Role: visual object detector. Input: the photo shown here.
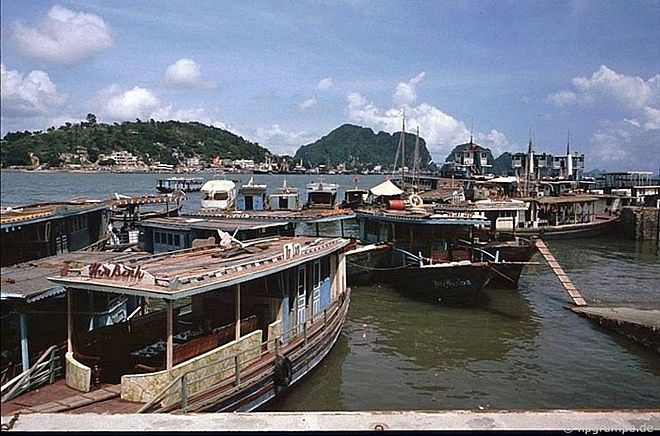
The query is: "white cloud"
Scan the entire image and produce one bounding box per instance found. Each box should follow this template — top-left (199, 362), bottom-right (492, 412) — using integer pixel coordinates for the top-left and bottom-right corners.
top-left (545, 90), bottom-right (577, 106)
top-left (547, 65), bottom-right (660, 132)
top-left (92, 85), bottom-right (166, 121)
top-left (392, 72), bottom-right (425, 107)
top-left (298, 97), bottom-right (318, 111)
top-left (347, 73), bottom-right (508, 162)
top-left (11, 5), bottom-right (113, 65)
top-left (572, 65), bottom-right (657, 110)
top-left (318, 77), bottom-right (333, 90)
top-left (163, 58), bottom-right (216, 89)
top-left (0, 63), bottom-right (67, 117)
top-left (254, 124), bottom-right (316, 156)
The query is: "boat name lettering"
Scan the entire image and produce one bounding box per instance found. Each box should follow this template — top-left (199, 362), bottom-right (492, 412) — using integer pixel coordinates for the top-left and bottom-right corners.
top-left (432, 279), bottom-right (472, 289)
top-left (88, 263), bottom-right (145, 280)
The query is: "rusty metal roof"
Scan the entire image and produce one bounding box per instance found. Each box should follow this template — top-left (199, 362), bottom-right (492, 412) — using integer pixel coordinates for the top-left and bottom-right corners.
top-left (48, 236), bottom-right (349, 300)
top-left (1, 251), bottom-right (145, 302)
top-left (1, 200), bottom-right (108, 229)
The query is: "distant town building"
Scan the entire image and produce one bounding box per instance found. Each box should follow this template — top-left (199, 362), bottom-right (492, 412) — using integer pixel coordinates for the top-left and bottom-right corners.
top-left (109, 150), bottom-right (139, 167)
top-left (440, 138), bottom-right (492, 178)
top-left (511, 139), bottom-right (584, 181)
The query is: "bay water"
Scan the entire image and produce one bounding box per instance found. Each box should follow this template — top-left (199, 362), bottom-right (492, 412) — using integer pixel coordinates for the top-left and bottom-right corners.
top-left (2, 170), bottom-right (658, 410)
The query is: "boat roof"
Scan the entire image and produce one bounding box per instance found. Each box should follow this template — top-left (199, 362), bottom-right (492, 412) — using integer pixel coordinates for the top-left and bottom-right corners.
top-left (1, 251), bottom-right (145, 302)
top-left (108, 193), bottom-right (187, 210)
top-left (138, 216), bottom-right (293, 232)
top-left (356, 209), bottom-right (489, 226)
top-left (534, 195), bottom-right (600, 204)
top-left (183, 208), bottom-right (354, 223)
top-left (47, 236), bottom-right (350, 300)
top-left (1, 200), bottom-right (108, 229)
top-left (200, 179), bottom-right (236, 192)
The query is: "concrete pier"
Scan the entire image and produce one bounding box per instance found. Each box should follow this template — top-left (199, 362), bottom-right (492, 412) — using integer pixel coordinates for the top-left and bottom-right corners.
top-left (571, 306), bottom-right (660, 354)
top-left (2, 410), bottom-right (659, 432)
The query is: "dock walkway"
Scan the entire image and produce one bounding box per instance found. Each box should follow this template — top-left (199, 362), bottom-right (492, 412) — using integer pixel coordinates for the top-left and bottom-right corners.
top-left (534, 239), bottom-right (587, 306)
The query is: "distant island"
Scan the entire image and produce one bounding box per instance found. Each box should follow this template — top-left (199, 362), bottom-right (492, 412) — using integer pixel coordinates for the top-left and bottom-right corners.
top-left (0, 116), bottom-right (598, 177)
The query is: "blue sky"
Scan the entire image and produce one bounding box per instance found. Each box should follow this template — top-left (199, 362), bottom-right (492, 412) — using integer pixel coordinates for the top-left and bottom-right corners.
top-left (1, 1), bottom-right (659, 172)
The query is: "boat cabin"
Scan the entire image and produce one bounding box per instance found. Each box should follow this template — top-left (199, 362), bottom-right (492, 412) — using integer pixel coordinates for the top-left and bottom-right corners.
top-left (269, 180), bottom-right (301, 211)
top-left (1, 200), bottom-right (110, 267)
top-left (306, 181), bottom-right (339, 209)
top-left (200, 180), bottom-right (236, 210)
top-left (1, 251), bottom-right (144, 382)
top-left (156, 177), bottom-right (204, 193)
top-left (236, 178), bottom-right (268, 211)
top-left (137, 216), bottom-right (295, 253)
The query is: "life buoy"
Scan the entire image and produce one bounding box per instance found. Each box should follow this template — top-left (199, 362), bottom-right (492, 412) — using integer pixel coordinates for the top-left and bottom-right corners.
top-left (409, 194), bottom-right (423, 208)
top-left (274, 355), bottom-right (293, 387)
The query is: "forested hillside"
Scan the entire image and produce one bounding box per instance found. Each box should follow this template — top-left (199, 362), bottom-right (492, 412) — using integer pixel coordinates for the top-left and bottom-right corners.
top-left (294, 124), bottom-right (435, 172)
top-left (1, 116), bottom-right (269, 168)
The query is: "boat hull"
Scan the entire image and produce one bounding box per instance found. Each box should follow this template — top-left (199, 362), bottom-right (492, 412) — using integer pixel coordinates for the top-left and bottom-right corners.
top-left (371, 262), bottom-right (492, 301)
top-left (202, 291), bottom-right (350, 412)
top-left (346, 243), bottom-right (392, 285)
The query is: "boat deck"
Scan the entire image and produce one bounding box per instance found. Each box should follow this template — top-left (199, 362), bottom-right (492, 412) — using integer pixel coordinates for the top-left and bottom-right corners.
top-left (1, 380), bottom-right (142, 415)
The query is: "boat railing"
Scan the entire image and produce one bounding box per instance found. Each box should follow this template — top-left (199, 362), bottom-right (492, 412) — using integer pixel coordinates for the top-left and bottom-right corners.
top-left (1, 344), bottom-right (64, 403)
top-left (395, 245), bottom-right (499, 266)
top-left (457, 239), bottom-right (500, 262)
top-left (138, 295), bottom-right (347, 413)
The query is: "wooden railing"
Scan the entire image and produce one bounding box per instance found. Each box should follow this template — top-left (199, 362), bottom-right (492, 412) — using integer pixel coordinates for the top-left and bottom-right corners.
top-left (1, 344), bottom-right (64, 403)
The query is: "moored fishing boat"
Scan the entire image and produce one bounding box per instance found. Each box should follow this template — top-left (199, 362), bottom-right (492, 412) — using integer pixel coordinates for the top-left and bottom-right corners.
top-left (306, 180), bottom-right (339, 209)
top-left (2, 235), bottom-right (351, 414)
top-left (501, 195), bottom-right (619, 239)
top-left (156, 177), bottom-right (204, 193)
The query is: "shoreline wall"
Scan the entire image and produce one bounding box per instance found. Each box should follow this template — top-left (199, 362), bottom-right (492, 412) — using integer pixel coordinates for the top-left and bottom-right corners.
top-left (618, 206), bottom-right (660, 242)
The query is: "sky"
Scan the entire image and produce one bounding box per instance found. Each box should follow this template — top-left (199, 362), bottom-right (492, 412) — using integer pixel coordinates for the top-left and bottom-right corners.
top-left (1, 1), bottom-right (659, 173)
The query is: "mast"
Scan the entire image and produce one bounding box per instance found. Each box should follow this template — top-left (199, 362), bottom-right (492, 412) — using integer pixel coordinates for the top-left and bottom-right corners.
top-left (401, 109), bottom-right (406, 184)
top-left (413, 126), bottom-right (420, 191)
top-left (526, 133), bottom-right (534, 197)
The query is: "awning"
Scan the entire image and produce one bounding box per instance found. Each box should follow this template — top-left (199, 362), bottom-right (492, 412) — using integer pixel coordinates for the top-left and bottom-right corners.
top-left (369, 180), bottom-right (404, 197)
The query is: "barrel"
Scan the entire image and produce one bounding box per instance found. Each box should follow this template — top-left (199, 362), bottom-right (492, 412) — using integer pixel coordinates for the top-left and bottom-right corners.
top-left (388, 199), bottom-right (406, 210)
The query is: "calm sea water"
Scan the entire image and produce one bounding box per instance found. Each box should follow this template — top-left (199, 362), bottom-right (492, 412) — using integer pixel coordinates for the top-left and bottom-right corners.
top-left (2, 170), bottom-right (659, 410)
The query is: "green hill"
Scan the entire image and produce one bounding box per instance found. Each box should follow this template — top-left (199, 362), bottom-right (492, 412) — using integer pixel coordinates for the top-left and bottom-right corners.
top-left (1, 117), bottom-right (269, 169)
top-left (294, 124), bottom-right (435, 172)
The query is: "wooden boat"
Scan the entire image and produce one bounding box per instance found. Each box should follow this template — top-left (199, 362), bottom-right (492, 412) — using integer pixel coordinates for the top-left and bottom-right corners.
top-left (354, 206), bottom-right (495, 301)
top-left (156, 177), bottom-right (204, 193)
top-left (200, 179), bottom-right (236, 210)
top-left (236, 177), bottom-right (268, 211)
top-left (352, 182), bottom-right (538, 298)
top-left (3, 236), bottom-right (351, 413)
top-left (501, 195), bottom-right (619, 239)
top-left (306, 180), bottom-right (339, 209)
top-left (0, 199), bottom-right (110, 267)
top-left (268, 179), bottom-right (301, 211)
